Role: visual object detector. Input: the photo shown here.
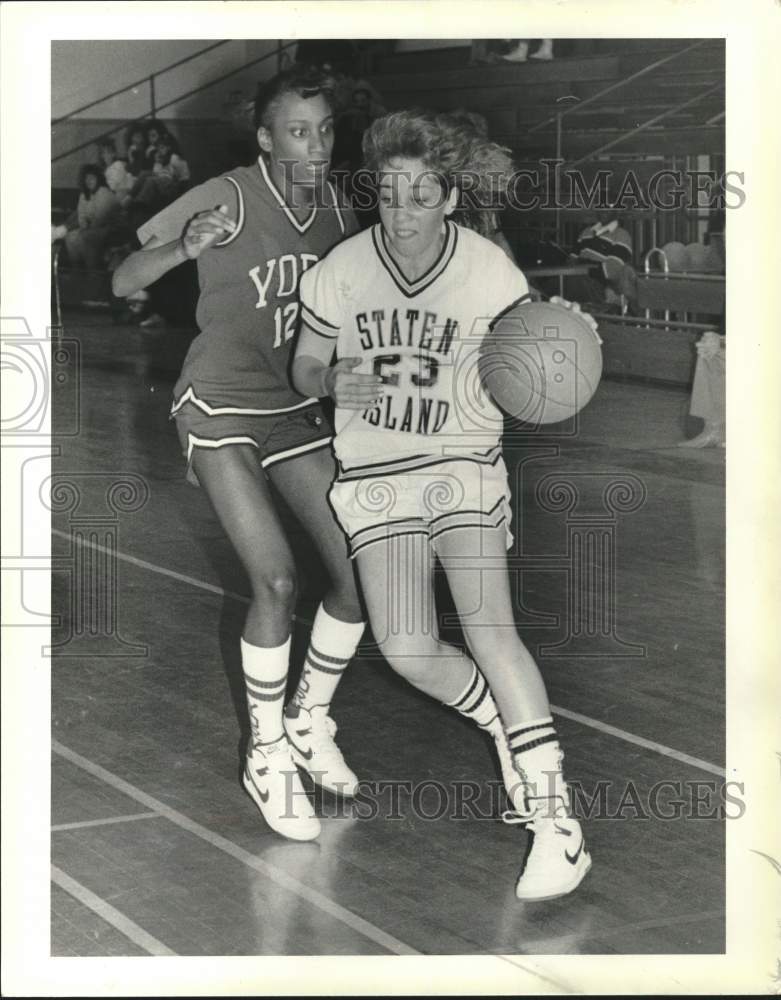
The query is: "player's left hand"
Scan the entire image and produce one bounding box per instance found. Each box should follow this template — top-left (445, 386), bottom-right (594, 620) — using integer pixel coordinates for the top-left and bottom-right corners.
top-left (550, 296), bottom-right (603, 345)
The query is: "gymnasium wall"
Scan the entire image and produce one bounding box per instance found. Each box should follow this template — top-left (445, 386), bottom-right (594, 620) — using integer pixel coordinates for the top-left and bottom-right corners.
top-left (51, 39), bottom-right (279, 187)
top-left (52, 39), bottom-right (279, 120)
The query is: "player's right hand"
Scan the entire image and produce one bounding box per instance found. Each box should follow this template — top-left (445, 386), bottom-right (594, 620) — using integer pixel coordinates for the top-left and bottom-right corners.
top-left (181, 205), bottom-right (236, 259)
top-left (323, 357), bottom-right (384, 409)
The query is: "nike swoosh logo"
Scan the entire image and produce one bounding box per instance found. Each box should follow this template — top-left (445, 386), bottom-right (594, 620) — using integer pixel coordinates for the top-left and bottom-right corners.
top-left (246, 767), bottom-right (270, 803)
top-left (565, 839), bottom-right (584, 865)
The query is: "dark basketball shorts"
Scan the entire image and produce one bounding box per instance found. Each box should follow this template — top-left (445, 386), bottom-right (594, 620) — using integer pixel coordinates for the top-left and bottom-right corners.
top-left (171, 396), bottom-right (332, 487)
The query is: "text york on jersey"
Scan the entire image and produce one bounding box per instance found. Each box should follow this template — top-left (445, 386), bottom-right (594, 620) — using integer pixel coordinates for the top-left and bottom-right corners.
top-left (248, 253), bottom-right (319, 310)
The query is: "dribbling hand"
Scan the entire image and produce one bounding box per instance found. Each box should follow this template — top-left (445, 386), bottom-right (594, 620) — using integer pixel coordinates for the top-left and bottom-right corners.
top-left (322, 357), bottom-right (384, 409)
top-left (181, 204), bottom-right (236, 259)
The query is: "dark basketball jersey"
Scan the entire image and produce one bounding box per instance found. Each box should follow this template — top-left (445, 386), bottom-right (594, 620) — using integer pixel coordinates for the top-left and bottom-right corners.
top-left (137, 157), bottom-right (358, 413)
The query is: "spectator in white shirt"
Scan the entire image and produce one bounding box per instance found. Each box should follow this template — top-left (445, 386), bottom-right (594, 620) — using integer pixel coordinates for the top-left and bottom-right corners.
top-left (63, 164), bottom-right (122, 269)
top-left (97, 139), bottom-right (135, 202)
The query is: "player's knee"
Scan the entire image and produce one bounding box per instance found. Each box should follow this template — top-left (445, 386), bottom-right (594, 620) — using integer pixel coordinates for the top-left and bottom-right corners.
top-left (252, 570), bottom-right (298, 611)
top-left (377, 636), bottom-right (438, 685)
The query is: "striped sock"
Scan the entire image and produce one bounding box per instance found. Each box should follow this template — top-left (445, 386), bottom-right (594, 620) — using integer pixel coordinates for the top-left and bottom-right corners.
top-left (506, 716), bottom-right (558, 758)
top-left (291, 604), bottom-right (365, 711)
top-left (507, 716), bottom-right (568, 809)
top-left (446, 662), bottom-right (501, 729)
top-left (241, 636), bottom-right (289, 749)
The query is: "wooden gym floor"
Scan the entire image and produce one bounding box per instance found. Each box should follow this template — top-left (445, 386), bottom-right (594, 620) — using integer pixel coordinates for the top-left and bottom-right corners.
top-left (50, 313), bottom-right (725, 957)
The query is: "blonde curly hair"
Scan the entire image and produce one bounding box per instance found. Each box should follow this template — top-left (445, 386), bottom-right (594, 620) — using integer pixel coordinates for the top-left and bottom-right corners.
top-left (362, 108), bottom-right (514, 237)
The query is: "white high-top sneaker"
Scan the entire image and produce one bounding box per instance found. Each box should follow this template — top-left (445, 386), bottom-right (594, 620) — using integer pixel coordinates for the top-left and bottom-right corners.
top-left (503, 742), bottom-right (592, 900)
top-left (242, 735), bottom-right (321, 842)
top-left (284, 704), bottom-right (359, 797)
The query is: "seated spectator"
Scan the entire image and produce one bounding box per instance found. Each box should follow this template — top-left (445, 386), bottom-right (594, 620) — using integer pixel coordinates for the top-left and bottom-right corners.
top-left (124, 122), bottom-right (148, 177)
top-left (61, 164), bottom-right (122, 270)
top-left (97, 138), bottom-right (135, 201)
top-left (152, 133), bottom-right (191, 197)
top-left (143, 119), bottom-right (166, 169)
top-left (573, 216), bottom-right (637, 311)
top-left (122, 130), bottom-right (188, 227)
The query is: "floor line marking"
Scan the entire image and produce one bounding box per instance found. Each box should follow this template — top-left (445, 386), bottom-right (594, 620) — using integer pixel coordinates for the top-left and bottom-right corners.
top-left (51, 528), bottom-right (250, 605)
top-left (51, 864), bottom-right (177, 956)
top-left (517, 908), bottom-right (725, 953)
top-left (551, 704), bottom-right (726, 778)
top-left (53, 739), bottom-right (420, 957)
top-left (52, 812), bottom-right (159, 832)
top-left (51, 530), bottom-right (726, 779)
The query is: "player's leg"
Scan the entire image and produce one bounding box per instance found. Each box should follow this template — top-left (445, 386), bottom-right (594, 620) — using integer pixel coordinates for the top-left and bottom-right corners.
top-left (191, 442), bottom-right (319, 840)
top-left (329, 466), bottom-right (513, 759)
top-left (267, 445), bottom-right (365, 796)
top-left (355, 531), bottom-right (476, 699)
top-left (435, 524), bottom-right (591, 899)
top-left (353, 531), bottom-right (519, 792)
top-left (267, 445), bottom-right (363, 624)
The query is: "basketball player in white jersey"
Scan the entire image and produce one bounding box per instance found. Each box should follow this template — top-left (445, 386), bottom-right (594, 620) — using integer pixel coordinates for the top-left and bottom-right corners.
top-left (292, 110), bottom-right (592, 900)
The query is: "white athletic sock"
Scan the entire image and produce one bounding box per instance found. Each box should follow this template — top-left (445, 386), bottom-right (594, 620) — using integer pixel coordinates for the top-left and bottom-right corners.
top-left (241, 636), bottom-right (289, 749)
top-left (446, 661), bottom-right (501, 729)
top-left (507, 717), bottom-right (570, 815)
top-left (290, 604), bottom-right (365, 712)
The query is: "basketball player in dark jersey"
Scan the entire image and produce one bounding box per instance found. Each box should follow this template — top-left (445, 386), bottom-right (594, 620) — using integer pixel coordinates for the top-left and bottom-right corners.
top-left (113, 67), bottom-right (370, 842)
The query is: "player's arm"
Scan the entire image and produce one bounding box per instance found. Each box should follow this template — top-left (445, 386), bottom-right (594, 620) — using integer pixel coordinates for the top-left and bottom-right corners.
top-left (292, 324), bottom-right (383, 408)
top-left (112, 205), bottom-right (235, 297)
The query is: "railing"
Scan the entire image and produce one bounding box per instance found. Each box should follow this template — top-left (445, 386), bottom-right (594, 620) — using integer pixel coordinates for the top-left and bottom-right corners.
top-left (524, 40), bottom-right (723, 244)
top-left (527, 40), bottom-right (711, 138)
top-left (52, 40), bottom-right (297, 164)
top-left (51, 41), bottom-right (231, 125)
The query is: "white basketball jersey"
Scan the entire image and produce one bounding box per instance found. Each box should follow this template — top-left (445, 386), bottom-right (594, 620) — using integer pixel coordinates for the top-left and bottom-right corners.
top-left (299, 221), bottom-right (530, 473)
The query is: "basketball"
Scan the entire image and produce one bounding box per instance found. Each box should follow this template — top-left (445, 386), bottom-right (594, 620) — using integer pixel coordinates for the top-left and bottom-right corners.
top-left (479, 301), bottom-right (603, 425)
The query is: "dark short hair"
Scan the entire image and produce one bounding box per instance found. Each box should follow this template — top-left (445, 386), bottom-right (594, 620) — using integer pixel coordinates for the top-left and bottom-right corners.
top-left (125, 121), bottom-right (147, 148)
top-left (253, 65), bottom-right (334, 130)
top-left (78, 163), bottom-right (107, 196)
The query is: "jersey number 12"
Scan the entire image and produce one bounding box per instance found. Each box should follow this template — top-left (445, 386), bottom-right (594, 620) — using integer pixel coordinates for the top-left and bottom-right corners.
top-left (273, 302), bottom-right (299, 348)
